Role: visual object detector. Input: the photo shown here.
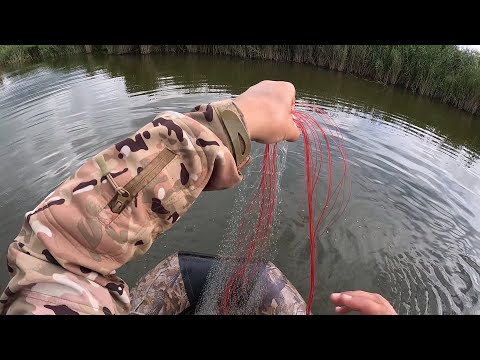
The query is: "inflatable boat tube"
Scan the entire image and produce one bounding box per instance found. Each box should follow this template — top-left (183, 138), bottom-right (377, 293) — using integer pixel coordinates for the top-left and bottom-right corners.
top-left (130, 251), bottom-right (307, 315)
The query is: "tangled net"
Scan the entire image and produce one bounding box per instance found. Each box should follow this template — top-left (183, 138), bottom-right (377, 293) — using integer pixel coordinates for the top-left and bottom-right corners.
top-left (197, 103), bottom-right (351, 315)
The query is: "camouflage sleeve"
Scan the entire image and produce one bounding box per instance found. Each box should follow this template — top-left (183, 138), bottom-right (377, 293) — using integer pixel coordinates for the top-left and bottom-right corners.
top-left (0, 100), bottom-right (249, 315)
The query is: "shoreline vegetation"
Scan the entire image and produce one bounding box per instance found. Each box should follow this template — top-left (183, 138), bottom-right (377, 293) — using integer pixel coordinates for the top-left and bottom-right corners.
top-left (1, 45), bottom-right (479, 116)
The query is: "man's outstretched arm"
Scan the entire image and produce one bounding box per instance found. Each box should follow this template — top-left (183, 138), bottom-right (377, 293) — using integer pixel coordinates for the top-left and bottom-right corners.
top-left (0, 80), bottom-right (298, 315)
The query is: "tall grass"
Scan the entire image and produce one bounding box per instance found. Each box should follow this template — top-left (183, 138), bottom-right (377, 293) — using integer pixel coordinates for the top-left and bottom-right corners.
top-left (1, 45), bottom-right (479, 115)
top-left (0, 45), bottom-right (85, 65)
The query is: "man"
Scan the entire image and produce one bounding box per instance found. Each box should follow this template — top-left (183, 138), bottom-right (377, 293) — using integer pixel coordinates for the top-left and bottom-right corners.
top-left (0, 80), bottom-right (396, 315)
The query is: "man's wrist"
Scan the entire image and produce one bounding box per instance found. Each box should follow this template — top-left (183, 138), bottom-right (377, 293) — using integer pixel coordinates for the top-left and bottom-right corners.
top-left (211, 99), bottom-right (252, 169)
top-left (232, 97), bottom-right (256, 141)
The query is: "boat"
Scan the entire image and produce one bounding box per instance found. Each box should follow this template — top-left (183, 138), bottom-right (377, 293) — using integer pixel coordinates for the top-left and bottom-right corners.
top-left (130, 251), bottom-right (307, 315)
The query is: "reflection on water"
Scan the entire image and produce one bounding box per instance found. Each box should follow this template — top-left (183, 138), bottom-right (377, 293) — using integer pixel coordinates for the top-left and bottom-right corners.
top-left (1, 54), bottom-right (480, 314)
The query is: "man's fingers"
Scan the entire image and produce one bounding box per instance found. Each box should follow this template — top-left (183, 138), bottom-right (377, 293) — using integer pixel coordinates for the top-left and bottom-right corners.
top-left (331, 291), bottom-right (397, 315)
top-left (331, 292), bottom-right (384, 315)
top-left (337, 294), bottom-right (384, 315)
top-left (341, 291), bottom-right (386, 305)
top-left (283, 80), bottom-right (298, 142)
top-left (330, 292), bottom-right (342, 305)
top-left (280, 81), bottom-right (296, 100)
top-left (285, 119), bottom-right (300, 142)
top-left (335, 306), bottom-right (352, 314)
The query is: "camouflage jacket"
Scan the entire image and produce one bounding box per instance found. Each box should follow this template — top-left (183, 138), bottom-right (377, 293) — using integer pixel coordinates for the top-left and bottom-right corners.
top-left (0, 100), bottom-right (250, 315)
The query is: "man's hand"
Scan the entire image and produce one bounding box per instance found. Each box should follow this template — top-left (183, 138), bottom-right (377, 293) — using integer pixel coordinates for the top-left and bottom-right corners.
top-left (234, 80), bottom-right (300, 144)
top-left (330, 291), bottom-right (397, 315)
